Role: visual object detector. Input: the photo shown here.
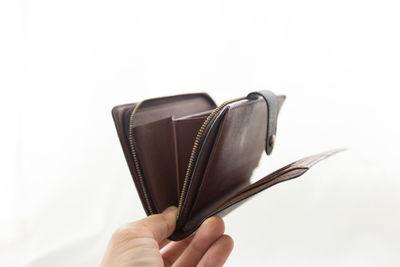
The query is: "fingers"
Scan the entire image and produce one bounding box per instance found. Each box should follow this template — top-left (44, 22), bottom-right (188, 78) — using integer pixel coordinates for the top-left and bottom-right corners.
top-left (161, 236), bottom-right (194, 267)
top-left (115, 206), bottom-right (178, 244)
top-left (141, 206), bottom-right (178, 243)
top-left (172, 216), bottom-right (225, 267)
top-left (197, 235), bottom-right (234, 267)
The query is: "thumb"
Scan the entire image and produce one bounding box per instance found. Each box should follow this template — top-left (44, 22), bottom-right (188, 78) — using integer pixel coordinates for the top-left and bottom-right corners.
top-left (134, 206), bottom-right (178, 242)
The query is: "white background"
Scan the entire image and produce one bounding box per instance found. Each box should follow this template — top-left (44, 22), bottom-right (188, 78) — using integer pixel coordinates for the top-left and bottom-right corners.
top-left (1, 0), bottom-right (399, 266)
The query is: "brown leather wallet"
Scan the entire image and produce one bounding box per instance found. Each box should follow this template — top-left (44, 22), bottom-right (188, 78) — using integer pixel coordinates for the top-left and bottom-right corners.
top-left (112, 90), bottom-right (342, 241)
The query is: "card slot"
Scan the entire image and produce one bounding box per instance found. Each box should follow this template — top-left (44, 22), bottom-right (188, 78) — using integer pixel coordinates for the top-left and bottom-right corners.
top-left (171, 150), bottom-right (342, 240)
top-left (132, 116), bottom-right (180, 212)
top-left (173, 114), bottom-right (210, 193)
top-left (217, 149), bottom-right (343, 213)
top-left (219, 168), bottom-right (307, 212)
top-left (174, 168), bottom-right (307, 240)
top-left (132, 113), bottom-right (215, 212)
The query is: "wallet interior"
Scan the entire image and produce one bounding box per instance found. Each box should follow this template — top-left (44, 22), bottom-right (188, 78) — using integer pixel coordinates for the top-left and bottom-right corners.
top-left (131, 99), bottom-right (216, 213)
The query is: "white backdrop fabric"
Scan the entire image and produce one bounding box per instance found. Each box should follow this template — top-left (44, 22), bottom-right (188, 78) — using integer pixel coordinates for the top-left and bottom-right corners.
top-left (1, 0), bottom-right (400, 266)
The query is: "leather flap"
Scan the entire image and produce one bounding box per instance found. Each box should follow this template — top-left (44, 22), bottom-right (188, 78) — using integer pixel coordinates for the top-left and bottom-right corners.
top-left (247, 90), bottom-right (286, 155)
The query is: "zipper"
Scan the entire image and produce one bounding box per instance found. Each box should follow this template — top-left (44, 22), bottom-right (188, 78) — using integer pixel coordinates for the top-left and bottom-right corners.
top-left (176, 97), bottom-right (245, 218)
top-left (128, 96), bottom-right (245, 218)
top-left (128, 101), bottom-right (155, 214)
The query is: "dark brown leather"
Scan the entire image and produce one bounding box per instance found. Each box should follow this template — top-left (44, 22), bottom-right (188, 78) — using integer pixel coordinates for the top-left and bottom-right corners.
top-left (247, 90), bottom-right (285, 155)
top-left (111, 91), bottom-right (342, 241)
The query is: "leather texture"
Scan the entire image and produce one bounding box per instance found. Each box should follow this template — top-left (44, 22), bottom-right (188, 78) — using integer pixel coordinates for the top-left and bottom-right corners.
top-left (111, 91), bottom-right (342, 241)
top-left (247, 90), bottom-right (284, 155)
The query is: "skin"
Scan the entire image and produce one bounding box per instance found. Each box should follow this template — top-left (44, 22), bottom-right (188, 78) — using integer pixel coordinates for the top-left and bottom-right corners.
top-left (100, 206), bottom-right (234, 267)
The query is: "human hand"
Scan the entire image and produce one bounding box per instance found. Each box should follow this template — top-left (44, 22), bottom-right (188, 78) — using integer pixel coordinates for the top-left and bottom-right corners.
top-left (100, 206), bottom-right (234, 267)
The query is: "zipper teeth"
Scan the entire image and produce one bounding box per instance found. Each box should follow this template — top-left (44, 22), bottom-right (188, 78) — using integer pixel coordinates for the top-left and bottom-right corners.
top-left (128, 96), bottom-right (245, 217)
top-left (177, 97), bottom-right (245, 216)
top-left (128, 101), bottom-right (155, 214)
